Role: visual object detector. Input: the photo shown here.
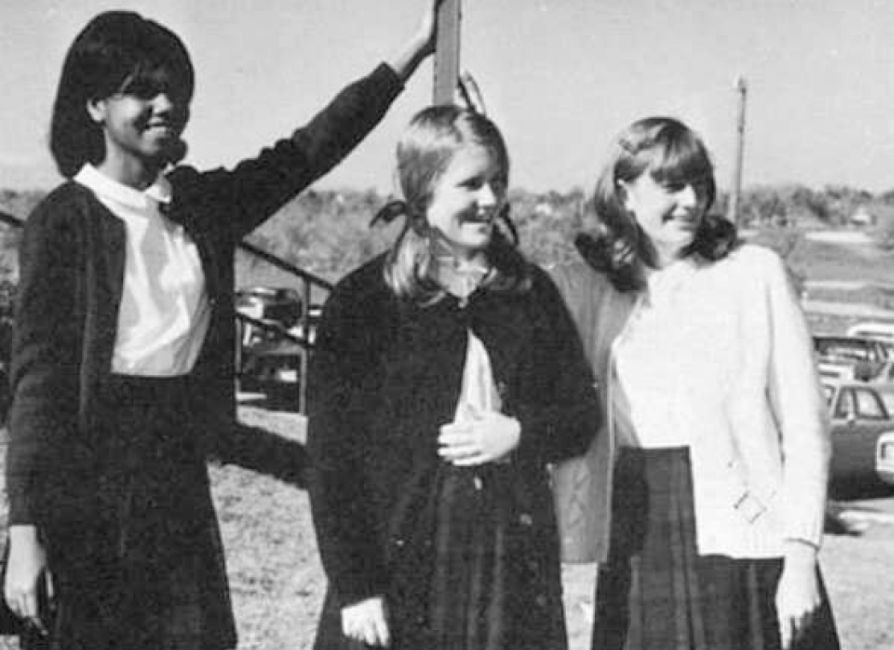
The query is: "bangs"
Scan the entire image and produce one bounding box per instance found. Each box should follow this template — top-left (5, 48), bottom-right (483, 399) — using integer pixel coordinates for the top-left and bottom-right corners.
top-left (118, 59), bottom-right (193, 102)
top-left (646, 133), bottom-right (713, 188)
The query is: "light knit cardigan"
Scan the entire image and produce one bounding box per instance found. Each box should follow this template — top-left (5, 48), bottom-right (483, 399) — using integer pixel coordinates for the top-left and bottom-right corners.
top-left (548, 244), bottom-right (831, 564)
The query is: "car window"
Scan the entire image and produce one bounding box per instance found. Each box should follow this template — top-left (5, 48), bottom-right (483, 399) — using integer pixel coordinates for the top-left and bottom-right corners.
top-left (854, 388), bottom-right (887, 419)
top-left (814, 339), bottom-right (872, 362)
top-left (833, 389), bottom-right (854, 419)
top-left (878, 390), bottom-right (894, 417)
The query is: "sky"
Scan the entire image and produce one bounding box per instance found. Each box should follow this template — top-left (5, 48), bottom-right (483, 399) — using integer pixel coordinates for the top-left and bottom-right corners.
top-left (2, 0), bottom-right (894, 195)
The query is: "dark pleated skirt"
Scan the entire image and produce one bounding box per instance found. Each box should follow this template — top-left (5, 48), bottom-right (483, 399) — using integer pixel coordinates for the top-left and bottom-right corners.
top-left (314, 463), bottom-right (567, 650)
top-left (23, 374), bottom-right (236, 650)
top-left (424, 465), bottom-right (566, 650)
top-left (592, 446), bottom-right (840, 650)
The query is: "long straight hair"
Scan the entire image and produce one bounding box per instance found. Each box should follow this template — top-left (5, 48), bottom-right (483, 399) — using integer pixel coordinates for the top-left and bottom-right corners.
top-left (578, 117), bottom-right (738, 292)
top-left (50, 11), bottom-right (194, 178)
top-left (383, 105), bottom-right (530, 302)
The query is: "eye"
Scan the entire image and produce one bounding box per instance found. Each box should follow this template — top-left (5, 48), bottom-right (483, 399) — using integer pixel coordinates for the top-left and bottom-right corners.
top-left (661, 180), bottom-right (686, 193)
top-left (121, 78), bottom-right (163, 100)
top-left (460, 176), bottom-right (486, 190)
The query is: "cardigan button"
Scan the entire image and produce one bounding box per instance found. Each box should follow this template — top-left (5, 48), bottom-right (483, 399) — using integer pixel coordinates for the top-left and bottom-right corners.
top-left (518, 513), bottom-right (533, 527)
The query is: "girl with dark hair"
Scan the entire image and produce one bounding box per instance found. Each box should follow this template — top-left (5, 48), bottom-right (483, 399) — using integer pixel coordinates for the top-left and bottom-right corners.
top-left (308, 105), bottom-right (600, 649)
top-left (549, 117), bottom-right (840, 650)
top-left (3, 6), bottom-right (437, 649)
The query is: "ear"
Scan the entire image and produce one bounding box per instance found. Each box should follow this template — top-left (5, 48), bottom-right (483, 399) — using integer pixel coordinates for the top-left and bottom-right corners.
top-left (86, 97), bottom-right (107, 124)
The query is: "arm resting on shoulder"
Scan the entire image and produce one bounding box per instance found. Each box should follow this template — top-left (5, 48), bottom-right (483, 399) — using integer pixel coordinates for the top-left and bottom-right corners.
top-left (514, 268), bottom-right (601, 464)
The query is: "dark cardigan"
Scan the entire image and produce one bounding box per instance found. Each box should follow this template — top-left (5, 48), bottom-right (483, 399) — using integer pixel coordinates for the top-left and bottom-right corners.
top-left (6, 63), bottom-right (403, 528)
top-left (307, 254), bottom-right (601, 642)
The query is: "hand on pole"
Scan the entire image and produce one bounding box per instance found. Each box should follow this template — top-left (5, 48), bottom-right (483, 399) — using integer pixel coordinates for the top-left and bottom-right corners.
top-left (387, 0), bottom-right (442, 83)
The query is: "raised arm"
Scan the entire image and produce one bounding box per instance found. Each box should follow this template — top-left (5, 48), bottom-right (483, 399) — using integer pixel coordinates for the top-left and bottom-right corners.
top-left (170, 1), bottom-right (439, 239)
top-left (387, 0), bottom-right (439, 83)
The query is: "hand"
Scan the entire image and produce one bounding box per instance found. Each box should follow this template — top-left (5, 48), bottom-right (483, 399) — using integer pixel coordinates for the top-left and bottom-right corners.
top-left (4, 525), bottom-right (53, 636)
top-left (776, 540), bottom-right (821, 649)
top-left (341, 595), bottom-right (390, 647)
top-left (387, 0), bottom-right (440, 82)
top-left (438, 406), bottom-right (521, 466)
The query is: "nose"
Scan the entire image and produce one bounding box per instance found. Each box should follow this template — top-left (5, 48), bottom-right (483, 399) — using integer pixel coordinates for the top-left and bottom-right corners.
top-left (477, 182), bottom-right (498, 207)
top-left (676, 184), bottom-right (699, 208)
top-left (150, 92), bottom-right (175, 115)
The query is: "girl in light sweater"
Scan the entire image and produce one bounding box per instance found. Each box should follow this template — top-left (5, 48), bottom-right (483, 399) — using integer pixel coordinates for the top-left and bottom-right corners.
top-left (550, 116), bottom-right (839, 650)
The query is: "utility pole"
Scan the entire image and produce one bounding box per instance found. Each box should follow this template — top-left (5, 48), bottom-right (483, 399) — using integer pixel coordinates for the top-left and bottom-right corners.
top-left (727, 75), bottom-right (748, 225)
top-left (433, 0), bottom-right (461, 105)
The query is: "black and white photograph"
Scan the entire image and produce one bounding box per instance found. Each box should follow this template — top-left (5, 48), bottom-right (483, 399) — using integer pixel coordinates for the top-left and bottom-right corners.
top-left (0, 1), bottom-right (893, 648)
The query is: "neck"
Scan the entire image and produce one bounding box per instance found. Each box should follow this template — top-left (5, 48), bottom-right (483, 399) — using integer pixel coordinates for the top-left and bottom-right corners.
top-left (431, 233), bottom-right (487, 269)
top-left (652, 241), bottom-right (686, 270)
top-left (95, 151), bottom-right (161, 191)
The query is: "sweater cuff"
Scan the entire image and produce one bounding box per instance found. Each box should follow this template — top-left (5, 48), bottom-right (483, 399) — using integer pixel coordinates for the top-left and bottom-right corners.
top-left (5, 490), bottom-right (36, 526)
top-left (782, 510), bottom-right (825, 550)
top-left (373, 62), bottom-right (405, 98)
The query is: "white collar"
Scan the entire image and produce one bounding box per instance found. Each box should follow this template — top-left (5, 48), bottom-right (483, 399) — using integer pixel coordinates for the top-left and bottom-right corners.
top-left (74, 163), bottom-right (172, 210)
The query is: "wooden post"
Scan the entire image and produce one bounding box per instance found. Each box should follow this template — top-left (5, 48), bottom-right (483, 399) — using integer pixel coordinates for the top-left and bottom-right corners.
top-left (433, 0), bottom-right (461, 105)
top-left (727, 75), bottom-right (748, 225)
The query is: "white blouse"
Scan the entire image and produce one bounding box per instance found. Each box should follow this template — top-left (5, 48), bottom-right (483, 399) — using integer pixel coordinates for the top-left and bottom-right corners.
top-left (454, 330), bottom-right (501, 422)
top-left (612, 260), bottom-right (700, 448)
top-left (75, 164), bottom-right (210, 376)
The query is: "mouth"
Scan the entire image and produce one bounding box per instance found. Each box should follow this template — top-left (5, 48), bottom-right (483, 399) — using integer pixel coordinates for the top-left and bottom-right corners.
top-left (663, 213), bottom-right (699, 229)
top-left (460, 211), bottom-right (496, 226)
top-left (143, 120), bottom-right (182, 137)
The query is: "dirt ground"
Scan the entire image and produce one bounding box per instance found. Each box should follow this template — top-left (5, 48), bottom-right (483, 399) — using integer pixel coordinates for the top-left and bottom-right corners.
top-left (2, 405), bottom-right (893, 649)
top-left (221, 408), bottom-right (894, 650)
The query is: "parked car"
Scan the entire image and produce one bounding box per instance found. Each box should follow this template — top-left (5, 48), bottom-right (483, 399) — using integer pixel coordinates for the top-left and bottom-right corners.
top-left (846, 321), bottom-right (894, 349)
top-left (825, 380), bottom-right (894, 483)
top-left (875, 430), bottom-right (894, 486)
top-left (814, 334), bottom-right (891, 382)
top-left (235, 287), bottom-right (308, 396)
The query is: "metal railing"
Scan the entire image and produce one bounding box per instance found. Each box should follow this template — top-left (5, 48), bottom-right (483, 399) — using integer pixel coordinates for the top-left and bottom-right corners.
top-left (235, 240), bottom-right (332, 413)
top-left (0, 209), bottom-right (328, 413)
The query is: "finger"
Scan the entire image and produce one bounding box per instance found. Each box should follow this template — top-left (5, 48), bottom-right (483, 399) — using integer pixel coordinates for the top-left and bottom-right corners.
top-left (437, 430), bottom-right (476, 446)
top-left (27, 615), bottom-right (48, 637)
top-left (44, 571), bottom-right (55, 610)
top-left (778, 615), bottom-right (793, 650)
top-left (374, 616), bottom-right (390, 647)
top-left (439, 421), bottom-right (472, 436)
top-left (19, 591), bottom-right (38, 620)
top-left (438, 440), bottom-right (479, 456)
top-left (363, 621), bottom-right (378, 647)
top-left (451, 453), bottom-right (489, 467)
top-left (3, 591), bottom-right (18, 617)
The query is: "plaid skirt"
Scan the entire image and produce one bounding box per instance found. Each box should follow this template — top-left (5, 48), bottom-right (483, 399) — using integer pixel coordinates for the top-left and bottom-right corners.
top-left (313, 463), bottom-right (567, 650)
top-left (22, 374), bottom-right (236, 650)
top-left (592, 446), bottom-right (840, 650)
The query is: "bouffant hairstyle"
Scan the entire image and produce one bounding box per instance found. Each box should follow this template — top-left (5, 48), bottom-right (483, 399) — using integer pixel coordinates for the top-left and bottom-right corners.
top-left (50, 11), bottom-right (194, 178)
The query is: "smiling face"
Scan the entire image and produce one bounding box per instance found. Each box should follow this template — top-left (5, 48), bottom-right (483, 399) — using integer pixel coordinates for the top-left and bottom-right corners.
top-left (86, 68), bottom-right (191, 185)
top-left (620, 170), bottom-right (709, 262)
top-left (425, 144), bottom-right (506, 259)
top-left (88, 90), bottom-right (189, 174)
